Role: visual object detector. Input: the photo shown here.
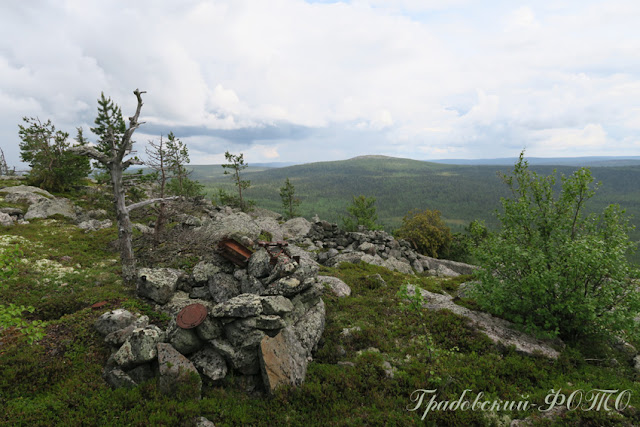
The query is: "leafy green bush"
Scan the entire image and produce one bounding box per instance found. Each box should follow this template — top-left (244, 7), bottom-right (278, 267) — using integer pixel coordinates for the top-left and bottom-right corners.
top-left (470, 152), bottom-right (640, 340)
top-left (395, 209), bottom-right (452, 257)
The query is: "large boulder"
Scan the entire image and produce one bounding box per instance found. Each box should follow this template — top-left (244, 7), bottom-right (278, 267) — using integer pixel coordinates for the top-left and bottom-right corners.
top-left (281, 217), bottom-right (312, 240)
top-left (137, 268), bottom-right (183, 304)
top-left (0, 211), bottom-right (14, 226)
top-left (292, 299), bottom-right (325, 356)
top-left (191, 346), bottom-right (228, 382)
top-left (157, 343), bottom-right (202, 399)
top-left (211, 293), bottom-right (263, 318)
top-left (0, 185), bottom-right (53, 205)
top-left (254, 216), bottom-right (284, 241)
top-left (112, 326), bottom-right (166, 368)
top-left (259, 325), bottom-right (311, 394)
top-left (247, 248), bottom-right (272, 279)
top-left (317, 276), bottom-right (351, 297)
top-left (78, 219), bottom-right (112, 232)
top-left (192, 261), bottom-right (221, 284)
top-left (95, 309), bottom-right (137, 336)
top-left (195, 212), bottom-right (261, 242)
top-left (405, 285), bottom-right (562, 359)
top-left (24, 197), bottom-right (77, 220)
top-left (208, 272), bottom-right (241, 304)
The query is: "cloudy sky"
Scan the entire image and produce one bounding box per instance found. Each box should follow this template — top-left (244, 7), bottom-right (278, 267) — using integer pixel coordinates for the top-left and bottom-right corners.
top-left (1, 0), bottom-right (639, 167)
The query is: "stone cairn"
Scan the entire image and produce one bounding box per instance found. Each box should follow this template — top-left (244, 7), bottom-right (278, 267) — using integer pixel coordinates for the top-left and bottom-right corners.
top-left (95, 240), bottom-right (325, 398)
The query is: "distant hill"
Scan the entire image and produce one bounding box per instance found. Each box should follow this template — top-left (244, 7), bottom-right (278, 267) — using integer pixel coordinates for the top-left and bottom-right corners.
top-left (430, 156), bottom-right (640, 167)
top-left (193, 155), bottom-right (640, 244)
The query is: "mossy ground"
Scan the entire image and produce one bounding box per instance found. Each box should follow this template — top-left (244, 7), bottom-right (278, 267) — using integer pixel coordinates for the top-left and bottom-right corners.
top-left (2, 189), bottom-right (640, 425)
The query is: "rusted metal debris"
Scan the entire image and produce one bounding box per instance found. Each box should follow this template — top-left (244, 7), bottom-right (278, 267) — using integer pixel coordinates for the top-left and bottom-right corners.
top-left (91, 301), bottom-right (108, 310)
top-left (257, 240), bottom-right (299, 265)
top-left (217, 238), bottom-right (253, 267)
top-left (177, 303), bottom-right (208, 329)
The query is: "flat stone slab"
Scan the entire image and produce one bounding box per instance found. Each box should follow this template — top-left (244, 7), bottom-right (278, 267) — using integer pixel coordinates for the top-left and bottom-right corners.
top-left (406, 285), bottom-right (562, 359)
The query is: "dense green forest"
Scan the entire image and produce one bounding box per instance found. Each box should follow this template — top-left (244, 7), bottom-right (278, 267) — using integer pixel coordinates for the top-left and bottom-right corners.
top-left (190, 155), bottom-right (640, 242)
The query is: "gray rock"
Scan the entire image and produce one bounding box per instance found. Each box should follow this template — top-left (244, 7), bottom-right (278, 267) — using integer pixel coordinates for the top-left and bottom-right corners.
top-left (112, 325), bottom-right (166, 368)
top-left (24, 197), bottom-right (77, 220)
top-left (104, 315), bottom-right (150, 347)
top-left (208, 272), bottom-right (241, 304)
top-left (194, 416), bottom-right (216, 427)
top-left (254, 216), bottom-right (284, 241)
top-left (87, 209), bottom-right (108, 219)
top-left (137, 268), bottom-right (182, 304)
top-left (358, 242), bottom-right (376, 255)
top-left (103, 367), bottom-right (137, 389)
top-left (292, 299), bottom-right (325, 356)
top-left (133, 223), bottom-right (154, 234)
top-left (196, 317), bottom-right (223, 341)
top-left (0, 185), bottom-right (52, 204)
top-left (224, 318), bottom-right (266, 348)
top-left (259, 327), bottom-right (308, 394)
top-left (262, 277), bottom-right (313, 297)
top-left (211, 293), bottom-right (263, 318)
top-left (281, 217), bottom-right (312, 240)
top-left (157, 343), bottom-right (202, 399)
top-left (189, 286), bottom-right (210, 299)
top-left (317, 275), bottom-right (351, 297)
top-left (248, 248), bottom-right (272, 279)
top-left (325, 251), bottom-right (365, 267)
top-left (405, 284), bottom-right (562, 359)
top-left (95, 309), bottom-right (137, 336)
top-left (0, 207), bottom-right (24, 217)
top-left (192, 261), bottom-right (221, 284)
top-left (0, 211), bottom-right (14, 226)
top-left (195, 211), bottom-right (262, 242)
top-left (261, 296), bottom-right (294, 315)
top-left (366, 274), bottom-right (386, 288)
top-left (240, 273), bottom-right (265, 295)
top-left (191, 346), bottom-right (228, 382)
top-left (210, 338), bottom-right (260, 375)
top-left (78, 219), bottom-right (112, 232)
top-left (256, 314), bottom-right (287, 330)
top-left (126, 364), bottom-right (155, 385)
top-left (382, 257), bottom-right (414, 275)
top-left (167, 321), bottom-right (203, 355)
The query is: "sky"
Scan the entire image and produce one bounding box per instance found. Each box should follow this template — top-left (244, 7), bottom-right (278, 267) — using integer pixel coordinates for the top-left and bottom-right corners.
top-left (1, 0), bottom-right (639, 167)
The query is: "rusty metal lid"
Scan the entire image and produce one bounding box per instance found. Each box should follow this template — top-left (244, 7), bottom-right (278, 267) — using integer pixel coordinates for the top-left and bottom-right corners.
top-left (177, 303), bottom-right (208, 329)
top-left (91, 301), bottom-right (108, 310)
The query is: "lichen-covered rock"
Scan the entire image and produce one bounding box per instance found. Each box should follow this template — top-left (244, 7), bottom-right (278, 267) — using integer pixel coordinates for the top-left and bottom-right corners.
top-left (0, 211), bottom-right (14, 226)
top-left (112, 326), bottom-right (166, 368)
top-left (78, 219), bottom-right (112, 232)
top-left (24, 197), bottom-right (77, 220)
top-left (261, 296), bottom-right (294, 315)
top-left (281, 217), bottom-right (311, 240)
top-left (137, 268), bottom-right (182, 304)
top-left (195, 211), bottom-right (262, 242)
top-left (211, 294), bottom-right (263, 318)
top-left (382, 257), bottom-right (414, 275)
top-left (292, 299), bottom-right (325, 356)
top-left (254, 216), bottom-right (284, 241)
top-left (192, 261), bottom-right (221, 284)
top-left (208, 272), bottom-right (241, 304)
top-left (157, 343), bottom-right (202, 399)
top-left (196, 317), bottom-right (223, 341)
top-left (224, 318), bottom-right (266, 348)
top-left (248, 248), bottom-right (272, 279)
top-left (1, 185), bottom-right (52, 204)
top-left (210, 338), bottom-right (260, 375)
top-left (104, 315), bottom-right (150, 347)
top-left (167, 320), bottom-right (203, 355)
top-left (259, 327), bottom-right (308, 394)
top-left (95, 309), bottom-right (137, 336)
top-left (317, 276), bottom-right (351, 297)
top-left (262, 277), bottom-right (314, 297)
top-left (103, 367), bottom-right (137, 389)
top-left (256, 314), bottom-right (286, 330)
top-left (191, 346), bottom-right (228, 382)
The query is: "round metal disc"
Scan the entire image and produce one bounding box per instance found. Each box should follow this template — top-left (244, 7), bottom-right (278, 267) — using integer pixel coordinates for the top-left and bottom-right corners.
top-left (177, 303), bottom-right (208, 329)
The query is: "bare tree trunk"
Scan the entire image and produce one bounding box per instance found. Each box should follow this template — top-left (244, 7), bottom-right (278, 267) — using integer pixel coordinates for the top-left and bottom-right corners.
top-left (111, 163), bottom-right (136, 282)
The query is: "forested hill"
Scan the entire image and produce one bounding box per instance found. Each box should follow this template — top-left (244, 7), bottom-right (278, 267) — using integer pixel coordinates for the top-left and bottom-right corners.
top-left (191, 156), bottom-right (640, 237)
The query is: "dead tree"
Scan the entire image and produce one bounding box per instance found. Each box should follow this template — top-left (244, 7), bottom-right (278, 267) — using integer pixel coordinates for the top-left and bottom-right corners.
top-left (74, 89), bottom-right (146, 283)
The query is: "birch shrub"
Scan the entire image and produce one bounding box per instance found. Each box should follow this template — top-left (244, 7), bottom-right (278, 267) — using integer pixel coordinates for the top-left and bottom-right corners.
top-left (470, 153), bottom-right (640, 340)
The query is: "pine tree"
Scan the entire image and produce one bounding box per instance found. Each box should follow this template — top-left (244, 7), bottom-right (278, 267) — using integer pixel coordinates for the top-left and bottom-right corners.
top-left (280, 177), bottom-right (300, 219)
top-left (222, 151), bottom-right (251, 211)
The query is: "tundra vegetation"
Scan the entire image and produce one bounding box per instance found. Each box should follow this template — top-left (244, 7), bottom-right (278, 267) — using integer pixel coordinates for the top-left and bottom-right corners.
top-left (2, 108), bottom-right (640, 423)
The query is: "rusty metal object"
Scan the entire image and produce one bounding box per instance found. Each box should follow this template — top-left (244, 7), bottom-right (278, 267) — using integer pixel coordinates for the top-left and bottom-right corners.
top-left (217, 238), bottom-right (253, 267)
top-left (258, 240), bottom-right (297, 265)
top-left (91, 301), bottom-right (108, 310)
top-left (177, 303), bottom-right (208, 329)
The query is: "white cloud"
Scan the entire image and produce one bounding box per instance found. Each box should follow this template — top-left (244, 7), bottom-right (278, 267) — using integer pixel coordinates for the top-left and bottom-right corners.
top-left (0, 0), bottom-right (639, 167)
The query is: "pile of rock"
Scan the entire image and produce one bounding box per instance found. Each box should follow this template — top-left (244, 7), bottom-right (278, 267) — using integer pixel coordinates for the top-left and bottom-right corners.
top-left (299, 219), bottom-right (476, 277)
top-left (96, 241), bottom-right (325, 397)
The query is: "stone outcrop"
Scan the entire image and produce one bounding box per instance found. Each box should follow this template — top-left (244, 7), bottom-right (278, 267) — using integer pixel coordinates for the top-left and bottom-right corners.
top-left (24, 197), bottom-right (77, 220)
top-left (317, 276), bottom-right (351, 297)
top-left (405, 284), bottom-right (562, 359)
top-left (0, 185), bottom-right (53, 205)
